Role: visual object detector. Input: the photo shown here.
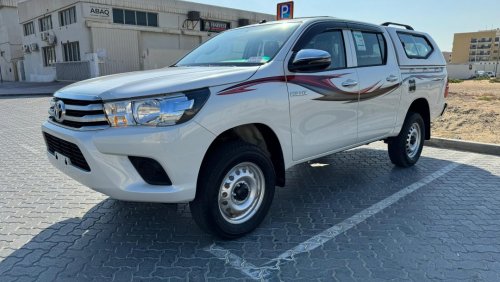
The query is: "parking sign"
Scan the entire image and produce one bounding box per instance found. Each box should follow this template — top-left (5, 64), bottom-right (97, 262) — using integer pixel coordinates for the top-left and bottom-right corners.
top-left (277, 1), bottom-right (294, 20)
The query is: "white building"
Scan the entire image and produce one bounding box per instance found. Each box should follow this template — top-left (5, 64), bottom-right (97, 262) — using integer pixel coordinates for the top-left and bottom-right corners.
top-left (0, 0), bottom-right (23, 81)
top-left (18, 0), bottom-right (274, 82)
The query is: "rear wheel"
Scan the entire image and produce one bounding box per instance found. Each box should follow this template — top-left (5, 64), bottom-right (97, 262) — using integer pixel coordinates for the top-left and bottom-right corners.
top-left (190, 141), bottom-right (275, 239)
top-left (388, 112), bottom-right (425, 167)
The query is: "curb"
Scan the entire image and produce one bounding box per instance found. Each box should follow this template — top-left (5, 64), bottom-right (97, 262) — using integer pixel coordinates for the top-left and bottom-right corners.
top-left (0, 93), bottom-right (53, 98)
top-left (425, 137), bottom-right (500, 157)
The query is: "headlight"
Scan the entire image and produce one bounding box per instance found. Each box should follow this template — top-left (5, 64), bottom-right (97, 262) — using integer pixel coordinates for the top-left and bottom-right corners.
top-left (103, 88), bottom-right (209, 127)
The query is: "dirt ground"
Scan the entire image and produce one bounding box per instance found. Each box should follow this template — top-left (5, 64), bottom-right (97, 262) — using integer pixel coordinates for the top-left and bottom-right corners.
top-left (431, 80), bottom-right (499, 144)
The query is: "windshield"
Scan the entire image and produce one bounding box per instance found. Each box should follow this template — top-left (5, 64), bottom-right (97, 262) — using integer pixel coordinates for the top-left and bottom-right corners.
top-left (176, 23), bottom-right (300, 66)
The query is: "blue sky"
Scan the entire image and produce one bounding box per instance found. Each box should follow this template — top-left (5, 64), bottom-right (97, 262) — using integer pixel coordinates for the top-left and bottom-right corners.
top-left (188, 0), bottom-right (500, 51)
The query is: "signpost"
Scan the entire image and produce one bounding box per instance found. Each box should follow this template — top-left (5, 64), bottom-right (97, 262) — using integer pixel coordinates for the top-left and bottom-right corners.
top-left (277, 1), bottom-right (294, 21)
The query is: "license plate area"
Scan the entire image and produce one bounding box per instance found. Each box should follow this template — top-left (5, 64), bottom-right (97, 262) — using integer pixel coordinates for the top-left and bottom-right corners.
top-left (54, 151), bottom-right (72, 167)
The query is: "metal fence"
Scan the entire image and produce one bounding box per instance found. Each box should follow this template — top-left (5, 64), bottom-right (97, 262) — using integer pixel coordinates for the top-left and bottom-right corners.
top-left (55, 61), bottom-right (91, 81)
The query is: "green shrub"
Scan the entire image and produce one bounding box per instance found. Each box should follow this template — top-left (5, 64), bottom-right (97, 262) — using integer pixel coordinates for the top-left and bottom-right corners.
top-left (448, 79), bottom-right (463, 83)
top-left (473, 76), bottom-right (490, 81)
top-left (490, 78), bottom-right (500, 83)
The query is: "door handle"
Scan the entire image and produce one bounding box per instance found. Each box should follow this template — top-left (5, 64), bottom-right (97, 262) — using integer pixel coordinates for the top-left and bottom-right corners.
top-left (432, 77), bottom-right (444, 81)
top-left (341, 79), bottom-right (358, 87)
top-left (386, 75), bottom-right (399, 82)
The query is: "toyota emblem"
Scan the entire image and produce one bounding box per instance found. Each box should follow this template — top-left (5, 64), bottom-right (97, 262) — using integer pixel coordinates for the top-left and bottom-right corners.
top-left (54, 100), bottom-right (66, 122)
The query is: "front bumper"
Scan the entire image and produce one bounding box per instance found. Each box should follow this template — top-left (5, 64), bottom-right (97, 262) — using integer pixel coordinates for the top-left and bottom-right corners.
top-left (41, 121), bottom-right (215, 203)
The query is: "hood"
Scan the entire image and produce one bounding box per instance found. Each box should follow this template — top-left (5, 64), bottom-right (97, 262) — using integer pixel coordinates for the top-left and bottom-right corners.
top-left (55, 66), bottom-right (260, 101)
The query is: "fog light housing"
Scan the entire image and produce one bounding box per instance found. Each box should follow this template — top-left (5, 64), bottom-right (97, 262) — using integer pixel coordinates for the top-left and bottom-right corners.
top-left (129, 156), bottom-right (172, 185)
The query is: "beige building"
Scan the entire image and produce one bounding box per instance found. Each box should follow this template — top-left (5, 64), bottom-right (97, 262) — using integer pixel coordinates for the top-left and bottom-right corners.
top-left (441, 51), bottom-right (452, 64)
top-left (18, 0), bottom-right (274, 82)
top-left (451, 29), bottom-right (500, 64)
top-left (0, 0), bottom-right (23, 81)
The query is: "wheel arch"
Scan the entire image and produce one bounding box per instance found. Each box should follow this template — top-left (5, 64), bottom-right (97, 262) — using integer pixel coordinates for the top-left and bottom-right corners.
top-left (198, 123), bottom-right (286, 188)
top-left (407, 98), bottom-right (431, 140)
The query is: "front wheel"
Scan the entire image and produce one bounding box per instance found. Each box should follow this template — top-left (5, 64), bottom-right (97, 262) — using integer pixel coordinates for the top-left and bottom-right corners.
top-left (189, 141), bottom-right (276, 239)
top-left (388, 112), bottom-right (425, 167)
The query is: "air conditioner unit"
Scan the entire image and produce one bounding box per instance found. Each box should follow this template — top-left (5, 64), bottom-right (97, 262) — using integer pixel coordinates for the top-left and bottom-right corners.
top-left (40, 32), bottom-right (48, 41)
top-left (23, 44), bottom-right (31, 53)
top-left (30, 43), bottom-right (39, 52)
top-left (48, 35), bottom-right (57, 45)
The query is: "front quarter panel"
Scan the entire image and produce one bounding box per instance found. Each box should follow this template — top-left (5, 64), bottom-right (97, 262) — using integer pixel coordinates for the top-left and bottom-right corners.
top-left (194, 62), bottom-right (293, 168)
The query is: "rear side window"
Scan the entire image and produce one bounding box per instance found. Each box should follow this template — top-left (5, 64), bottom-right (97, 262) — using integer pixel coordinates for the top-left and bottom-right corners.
top-left (398, 33), bottom-right (434, 59)
top-left (352, 31), bottom-right (386, 67)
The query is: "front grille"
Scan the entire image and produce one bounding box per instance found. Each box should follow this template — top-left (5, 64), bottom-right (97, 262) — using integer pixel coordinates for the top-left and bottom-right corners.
top-left (43, 132), bottom-right (91, 171)
top-left (50, 98), bottom-right (109, 130)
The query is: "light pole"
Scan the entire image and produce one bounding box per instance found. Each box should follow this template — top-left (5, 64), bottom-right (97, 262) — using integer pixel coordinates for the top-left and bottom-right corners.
top-left (495, 39), bottom-right (500, 77)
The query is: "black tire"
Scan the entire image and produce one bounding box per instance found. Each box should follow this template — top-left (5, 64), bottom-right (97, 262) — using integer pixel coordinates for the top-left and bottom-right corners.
top-left (388, 112), bottom-right (425, 167)
top-left (189, 141), bottom-right (276, 239)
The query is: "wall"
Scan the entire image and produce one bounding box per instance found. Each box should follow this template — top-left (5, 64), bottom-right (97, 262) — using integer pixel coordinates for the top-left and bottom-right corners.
top-left (0, 6), bottom-right (23, 81)
top-left (91, 27), bottom-right (140, 75)
top-left (447, 63), bottom-right (499, 79)
top-left (21, 3), bottom-right (92, 81)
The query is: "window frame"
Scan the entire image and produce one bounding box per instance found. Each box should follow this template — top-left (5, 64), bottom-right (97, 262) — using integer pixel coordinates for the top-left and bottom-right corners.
top-left (112, 8), bottom-right (124, 24)
top-left (289, 22), bottom-right (348, 73)
top-left (62, 41), bottom-right (81, 62)
top-left (23, 22), bottom-right (35, 36)
top-left (397, 31), bottom-right (434, 60)
top-left (42, 46), bottom-right (56, 67)
top-left (59, 6), bottom-right (77, 27)
top-left (112, 8), bottom-right (158, 27)
top-left (39, 15), bottom-right (53, 32)
top-left (351, 30), bottom-right (387, 68)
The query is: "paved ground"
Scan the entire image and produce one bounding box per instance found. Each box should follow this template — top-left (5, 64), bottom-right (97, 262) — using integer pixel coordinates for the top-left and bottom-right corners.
top-left (0, 82), bottom-right (71, 97)
top-left (0, 97), bottom-right (499, 281)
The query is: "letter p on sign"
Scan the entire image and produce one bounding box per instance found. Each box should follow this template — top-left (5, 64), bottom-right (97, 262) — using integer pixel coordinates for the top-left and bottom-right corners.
top-left (277, 1), bottom-right (294, 20)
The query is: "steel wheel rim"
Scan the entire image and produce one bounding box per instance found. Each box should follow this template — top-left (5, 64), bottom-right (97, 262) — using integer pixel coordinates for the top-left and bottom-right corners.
top-left (218, 162), bottom-right (265, 224)
top-left (406, 122), bottom-right (421, 159)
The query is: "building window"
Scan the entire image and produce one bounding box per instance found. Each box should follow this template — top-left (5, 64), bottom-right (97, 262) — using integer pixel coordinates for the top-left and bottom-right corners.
top-left (59, 7), bottom-right (77, 26)
top-left (136, 11), bottom-right (147, 26)
top-left (63, 41), bottom-right (80, 62)
top-left (147, 12), bottom-right (158, 27)
top-left (112, 8), bottom-right (158, 27)
top-left (39, 15), bottom-right (53, 32)
top-left (124, 10), bottom-right (136, 25)
top-left (23, 22), bottom-right (35, 36)
top-left (113, 8), bottom-right (124, 23)
top-left (42, 46), bottom-right (56, 66)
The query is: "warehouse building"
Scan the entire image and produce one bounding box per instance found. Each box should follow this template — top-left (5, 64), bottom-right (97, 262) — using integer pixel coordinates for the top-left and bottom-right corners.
top-left (0, 0), bottom-right (23, 81)
top-left (17, 0), bottom-right (274, 82)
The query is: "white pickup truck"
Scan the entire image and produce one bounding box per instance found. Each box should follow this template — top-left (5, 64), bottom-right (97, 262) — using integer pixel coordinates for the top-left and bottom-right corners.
top-left (43, 17), bottom-right (448, 238)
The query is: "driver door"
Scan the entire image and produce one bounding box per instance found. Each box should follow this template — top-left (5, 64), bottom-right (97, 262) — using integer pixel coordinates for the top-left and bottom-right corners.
top-left (286, 22), bottom-right (360, 161)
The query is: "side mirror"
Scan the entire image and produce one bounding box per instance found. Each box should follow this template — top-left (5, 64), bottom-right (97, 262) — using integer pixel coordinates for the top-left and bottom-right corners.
top-left (290, 49), bottom-right (332, 72)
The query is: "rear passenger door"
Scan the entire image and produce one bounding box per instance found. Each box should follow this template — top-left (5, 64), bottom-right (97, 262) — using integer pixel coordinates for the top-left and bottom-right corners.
top-left (348, 26), bottom-right (402, 142)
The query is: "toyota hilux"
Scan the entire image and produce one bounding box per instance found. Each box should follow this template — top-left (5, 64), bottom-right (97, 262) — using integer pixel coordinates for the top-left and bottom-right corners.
top-left (42, 17), bottom-right (448, 238)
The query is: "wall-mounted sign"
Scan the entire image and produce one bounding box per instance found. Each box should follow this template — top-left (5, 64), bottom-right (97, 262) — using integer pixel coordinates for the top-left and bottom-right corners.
top-left (277, 1), bottom-right (294, 20)
top-left (87, 5), bottom-right (110, 18)
top-left (200, 20), bottom-right (231, 33)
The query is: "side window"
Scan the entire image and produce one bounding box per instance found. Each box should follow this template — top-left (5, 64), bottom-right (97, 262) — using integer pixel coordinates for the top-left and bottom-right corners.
top-left (352, 31), bottom-right (386, 67)
top-left (299, 30), bottom-right (347, 70)
top-left (398, 33), bottom-right (434, 59)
